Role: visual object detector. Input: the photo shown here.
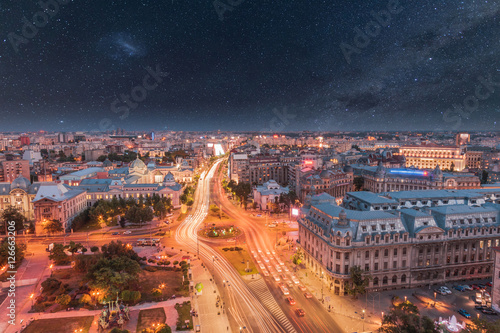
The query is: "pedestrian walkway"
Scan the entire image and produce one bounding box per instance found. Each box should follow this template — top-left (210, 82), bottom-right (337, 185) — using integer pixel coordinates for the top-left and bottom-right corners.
top-left (247, 278), bottom-right (297, 333)
top-left (191, 260), bottom-right (232, 333)
top-left (295, 268), bottom-right (381, 333)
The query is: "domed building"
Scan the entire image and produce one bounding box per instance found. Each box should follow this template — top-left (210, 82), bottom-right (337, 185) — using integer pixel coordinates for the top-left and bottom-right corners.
top-left (0, 175), bottom-right (43, 221)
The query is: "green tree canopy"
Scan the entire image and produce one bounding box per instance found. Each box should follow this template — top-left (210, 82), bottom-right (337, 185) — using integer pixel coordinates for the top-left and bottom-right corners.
top-left (1, 206), bottom-right (26, 233)
top-left (43, 219), bottom-right (64, 234)
top-left (345, 265), bottom-right (371, 298)
top-left (379, 301), bottom-right (438, 333)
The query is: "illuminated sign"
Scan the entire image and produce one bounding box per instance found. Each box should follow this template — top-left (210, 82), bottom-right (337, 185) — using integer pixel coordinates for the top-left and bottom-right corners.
top-left (303, 160), bottom-right (313, 165)
top-left (388, 169), bottom-right (428, 176)
top-left (291, 208), bottom-right (299, 216)
top-left (273, 134), bottom-right (278, 138)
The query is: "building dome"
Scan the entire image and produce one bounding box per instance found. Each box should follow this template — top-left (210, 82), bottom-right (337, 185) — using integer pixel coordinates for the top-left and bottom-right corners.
top-left (103, 158), bottom-right (112, 167)
top-left (129, 157), bottom-right (146, 170)
top-left (163, 172), bottom-right (175, 184)
top-left (343, 165), bottom-right (353, 173)
top-left (320, 169), bottom-right (330, 178)
top-left (11, 175), bottom-right (30, 190)
top-left (375, 161), bottom-right (386, 176)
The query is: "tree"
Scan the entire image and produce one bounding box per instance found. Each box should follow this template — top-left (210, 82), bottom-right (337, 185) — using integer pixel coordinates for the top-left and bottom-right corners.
top-left (186, 198), bottom-right (194, 206)
top-left (87, 256), bottom-right (141, 298)
top-left (49, 243), bottom-right (70, 265)
top-left (0, 238), bottom-right (26, 268)
top-left (1, 206), bottom-right (26, 233)
top-left (210, 204), bottom-right (220, 214)
top-left (66, 241), bottom-right (84, 257)
top-left (291, 248), bottom-right (304, 267)
top-left (79, 294), bottom-right (92, 305)
top-left (345, 266), bottom-right (371, 298)
top-left (55, 294), bottom-right (71, 307)
top-left (464, 318), bottom-right (500, 333)
top-left (154, 201), bottom-right (167, 219)
top-left (353, 176), bottom-right (364, 191)
top-left (379, 301), bottom-right (439, 333)
top-left (44, 219), bottom-right (64, 234)
top-left (481, 170), bottom-right (489, 184)
top-left (90, 246), bottom-right (99, 254)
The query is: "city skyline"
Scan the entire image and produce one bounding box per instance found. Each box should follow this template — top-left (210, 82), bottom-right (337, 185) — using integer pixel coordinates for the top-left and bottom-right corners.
top-left (1, 1), bottom-right (499, 132)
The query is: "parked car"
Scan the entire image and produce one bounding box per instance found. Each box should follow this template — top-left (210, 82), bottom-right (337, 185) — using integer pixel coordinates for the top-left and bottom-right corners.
top-left (123, 230), bottom-right (131, 234)
top-left (453, 285), bottom-right (466, 292)
top-left (462, 285), bottom-right (473, 291)
top-left (304, 292), bottom-right (313, 299)
top-left (440, 286), bottom-right (452, 294)
top-left (486, 281), bottom-right (493, 287)
top-left (481, 308), bottom-right (497, 315)
top-left (112, 232), bottom-right (119, 235)
top-left (298, 285), bottom-right (307, 291)
top-left (478, 284), bottom-right (487, 289)
top-left (471, 284), bottom-right (481, 290)
top-left (286, 297), bottom-right (296, 305)
top-left (434, 288), bottom-right (447, 296)
top-left (295, 308), bottom-right (305, 317)
top-left (458, 309), bottom-right (471, 319)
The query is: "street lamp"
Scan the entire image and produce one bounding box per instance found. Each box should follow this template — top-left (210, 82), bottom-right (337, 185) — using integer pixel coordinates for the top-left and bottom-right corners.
top-left (30, 293), bottom-right (34, 307)
top-left (404, 296), bottom-right (407, 303)
top-left (362, 309), bottom-right (365, 331)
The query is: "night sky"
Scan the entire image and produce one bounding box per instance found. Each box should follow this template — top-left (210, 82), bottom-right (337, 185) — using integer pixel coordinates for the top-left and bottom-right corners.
top-left (1, 0), bottom-right (499, 132)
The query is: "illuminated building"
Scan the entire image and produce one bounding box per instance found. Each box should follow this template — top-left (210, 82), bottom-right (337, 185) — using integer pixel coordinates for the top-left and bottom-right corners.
top-left (78, 172), bottom-right (182, 208)
top-left (465, 150), bottom-right (483, 169)
top-left (356, 163), bottom-right (480, 193)
top-left (33, 183), bottom-right (87, 234)
top-left (400, 143), bottom-right (466, 171)
top-left (298, 192), bottom-right (500, 295)
top-left (0, 176), bottom-right (42, 221)
top-left (252, 180), bottom-right (290, 210)
top-left (0, 159), bottom-right (30, 183)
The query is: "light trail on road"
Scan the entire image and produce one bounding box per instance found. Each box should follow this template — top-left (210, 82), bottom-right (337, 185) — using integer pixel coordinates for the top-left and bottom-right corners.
top-left (175, 160), bottom-right (291, 333)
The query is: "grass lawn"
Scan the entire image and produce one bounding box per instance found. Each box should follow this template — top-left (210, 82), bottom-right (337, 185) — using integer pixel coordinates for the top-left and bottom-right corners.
top-left (136, 307), bottom-right (166, 332)
top-left (138, 268), bottom-right (188, 302)
top-left (174, 301), bottom-right (193, 331)
top-left (218, 245), bottom-right (257, 275)
top-left (23, 316), bottom-right (93, 333)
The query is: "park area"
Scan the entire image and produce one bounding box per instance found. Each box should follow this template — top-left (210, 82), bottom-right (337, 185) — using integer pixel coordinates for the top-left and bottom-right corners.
top-left (218, 245), bottom-right (257, 275)
top-left (136, 307), bottom-right (167, 332)
top-left (23, 316), bottom-right (94, 333)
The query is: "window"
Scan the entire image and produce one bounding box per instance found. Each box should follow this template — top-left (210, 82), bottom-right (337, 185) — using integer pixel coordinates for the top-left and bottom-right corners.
top-left (375, 250), bottom-right (379, 258)
top-left (365, 251), bottom-right (370, 259)
top-left (365, 264), bottom-right (369, 271)
top-left (394, 248), bottom-right (398, 256)
top-left (374, 263), bottom-right (379, 271)
top-left (345, 253), bottom-right (349, 260)
top-left (402, 247), bottom-right (407, 255)
top-left (402, 260), bottom-right (406, 268)
top-left (392, 275), bottom-right (397, 283)
top-left (393, 261), bottom-right (397, 269)
top-left (384, 249), bottom-right (389, 257)
top-left (381, 224), bottom-right (386, 231)
top-left (362, 226), bottom-right (367, 232)
top-left (401, 274), bottom-right (406, 283)
top-left (384, 262), bottom-right (388, 270)
top-left (336, 252), bottom-right (341, 260)
top-left (371, 225), bottom-right (376, 231)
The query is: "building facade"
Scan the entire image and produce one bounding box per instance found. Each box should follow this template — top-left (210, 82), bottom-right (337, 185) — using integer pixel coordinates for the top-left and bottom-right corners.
top-left (400, 144), bottom-right (466, 171)
top-left (298, 193), bottom-right (500, 296)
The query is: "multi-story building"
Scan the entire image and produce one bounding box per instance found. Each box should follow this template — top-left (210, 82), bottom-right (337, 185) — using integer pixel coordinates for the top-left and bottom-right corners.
top-left (400, 143), bottom-right (466, 171)
top-left (78, 172), bottom-right (182, 208)
top-left (298, 167), bottom-right (353, 204)
top-left (0, 176), bottom-right (44, 221)
top-left (252, 180), bottom-right (289, 211)
top-left (356, 163), bottom-right (480, 193)
top-left (492, 247), bottom-right (500, 312)
top-left (298, 192), bottom-right (500, 295)
top-left (33, 183), bottom-right (87, 234)
top-left (0, 159), bottom-right (30, 183)
top-left (248, 155), bottom-right (287, 185)
top-left (465, 151), bottom-right (483, 170)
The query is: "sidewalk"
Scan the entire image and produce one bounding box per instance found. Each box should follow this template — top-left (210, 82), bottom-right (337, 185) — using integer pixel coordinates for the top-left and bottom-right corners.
top-left (191, 259), bottom-right (232, 333)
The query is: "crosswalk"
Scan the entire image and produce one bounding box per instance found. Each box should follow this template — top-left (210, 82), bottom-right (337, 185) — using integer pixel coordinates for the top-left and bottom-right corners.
top-left (248, 278), bottom-right (297, 333)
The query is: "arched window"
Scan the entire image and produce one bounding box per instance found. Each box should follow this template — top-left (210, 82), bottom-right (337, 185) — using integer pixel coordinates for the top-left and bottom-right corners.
top-left (383, 276), bottom-right (388, 285)
top-left (392, 275), bottom-right (397, 284)
top-left (373, 277), bottom-right (379, 286)
top-left (401, 274), bottom-right (406, 283)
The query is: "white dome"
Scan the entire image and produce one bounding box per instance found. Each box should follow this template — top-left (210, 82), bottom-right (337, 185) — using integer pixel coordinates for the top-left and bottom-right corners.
top-left (11, 176), bottom-right (30, 190)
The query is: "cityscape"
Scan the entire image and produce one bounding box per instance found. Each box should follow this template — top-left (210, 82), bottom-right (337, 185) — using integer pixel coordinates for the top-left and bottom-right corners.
top-left (1, 1), bottom-right (500, 333)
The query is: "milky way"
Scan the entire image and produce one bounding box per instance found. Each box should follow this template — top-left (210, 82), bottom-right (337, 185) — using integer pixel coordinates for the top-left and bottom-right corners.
top-left (0, 0), bottom-right (498, 132)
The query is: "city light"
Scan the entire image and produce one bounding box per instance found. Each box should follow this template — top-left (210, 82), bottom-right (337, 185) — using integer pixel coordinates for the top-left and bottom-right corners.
top-left (388, 169), bottom-right (429, 176)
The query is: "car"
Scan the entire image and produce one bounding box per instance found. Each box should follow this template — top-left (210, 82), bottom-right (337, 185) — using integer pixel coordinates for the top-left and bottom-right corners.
top-left (434, 289), bottom-right (447, 296)
top-left (298, 285), bottom-right (306, 291)
top-left (280, 274), bottom-right (289, 281)
top-left (256, 214), bottom-right (262, 217)
top-left (123, 230), bottom-right (131, 234)
top-left (262, 270), bottom-right (269, 277)
top-left (487, 282), bottom-right (493, 287)
top-left (478, 284), bottom-right (487, 290)
top-left (112, 232), bottom-right (119, 235)
top-left (471, 284), bottom-right (481, 290)
top-left (453, 285), bottom-right (466, 292)
top-left (295, 308), bottom-right (305, 317)
top-left (458, 309), bottom-right (471, 319)
top-left (481, 308), bottom-right (497, 315)
top-left (286, 297), bottom-right (296, 305)
top-left (286, 280), bottom-right (294, 288)
top-left (462, 285), bottom-right (473, 291)
top-left (304, 292), bottom-right (313, 299)
top-left (273, 275), bottom-right (281, 282)
top-left (440, 286), bottom-right (452, 294)
top-left (263, 257), bottom-right (269, 263)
